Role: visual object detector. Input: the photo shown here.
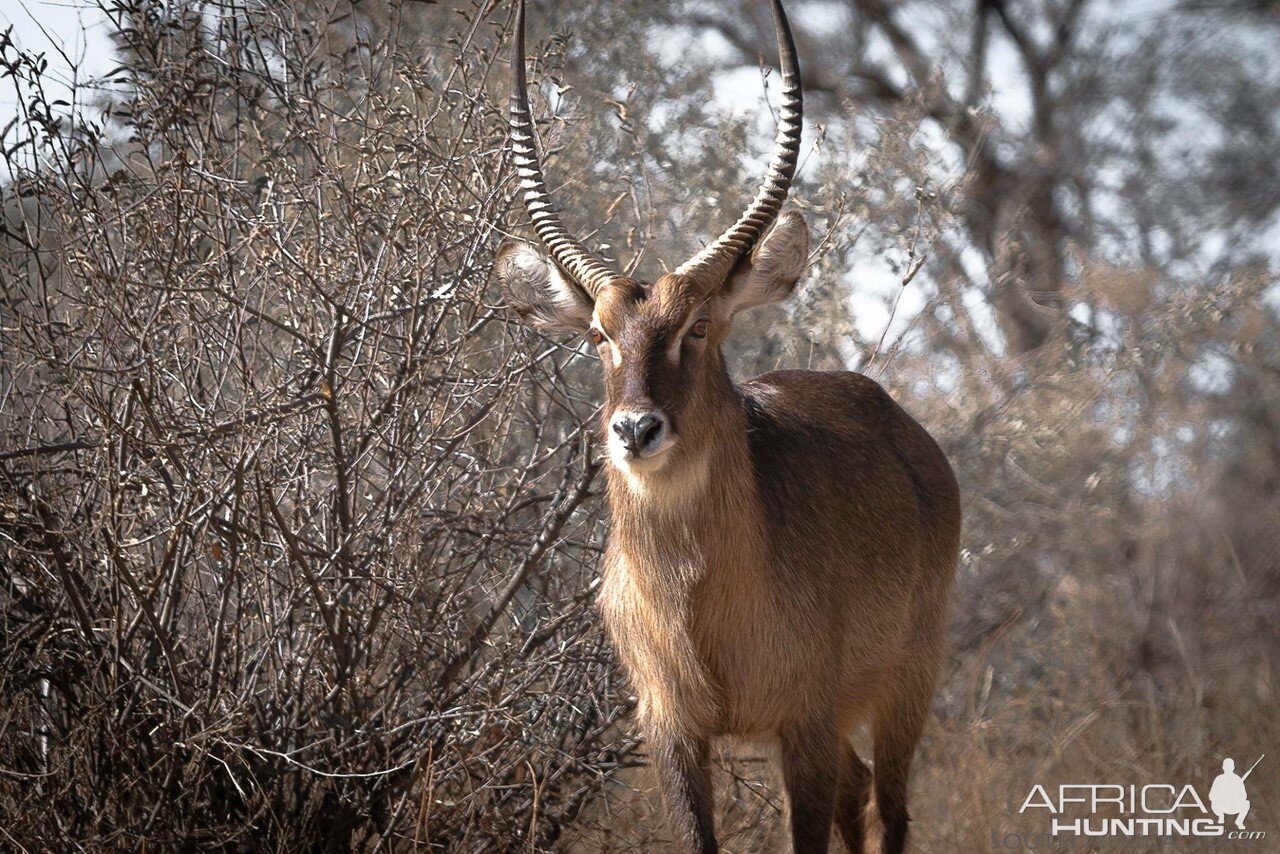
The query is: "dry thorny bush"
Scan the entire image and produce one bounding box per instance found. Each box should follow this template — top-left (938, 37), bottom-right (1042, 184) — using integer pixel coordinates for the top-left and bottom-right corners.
top-left (2, 0), bottom-right (1278, 851)
top-left (1, 1), bottom-right (630, 849)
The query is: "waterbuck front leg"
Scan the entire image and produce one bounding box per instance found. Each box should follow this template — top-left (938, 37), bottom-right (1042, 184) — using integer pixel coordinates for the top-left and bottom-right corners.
top-left (834, 742), bottom-right (873, 853)
top-left (780, 713), bottom-right (840, 853)
top-left (650, 730), bottom-right (718, 853)
top-left (872, 686), bottom-right (931, 854)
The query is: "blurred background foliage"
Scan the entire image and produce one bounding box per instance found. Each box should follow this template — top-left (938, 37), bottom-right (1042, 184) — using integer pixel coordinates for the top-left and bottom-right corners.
top-left (0, 0), bottom-right (1277, 849)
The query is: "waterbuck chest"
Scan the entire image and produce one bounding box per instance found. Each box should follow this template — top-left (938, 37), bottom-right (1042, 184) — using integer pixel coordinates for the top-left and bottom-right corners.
top-left (597, 525), bottom-right (830, 737)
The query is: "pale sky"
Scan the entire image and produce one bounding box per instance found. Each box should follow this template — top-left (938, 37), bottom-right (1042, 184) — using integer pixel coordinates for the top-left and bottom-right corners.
top-left (0, 1), bottom-right (113, 131)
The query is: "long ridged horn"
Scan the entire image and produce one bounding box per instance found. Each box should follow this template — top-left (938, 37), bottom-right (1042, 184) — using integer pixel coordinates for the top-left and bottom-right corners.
top-left (510, 0), bottom-right (617, 297)
top-left (675, 0), bottom-right (803, 286)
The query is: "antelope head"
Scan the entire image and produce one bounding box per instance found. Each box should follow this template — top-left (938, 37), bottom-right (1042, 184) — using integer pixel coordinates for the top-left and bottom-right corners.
top-left (495, 0), bottom-right (808, 478)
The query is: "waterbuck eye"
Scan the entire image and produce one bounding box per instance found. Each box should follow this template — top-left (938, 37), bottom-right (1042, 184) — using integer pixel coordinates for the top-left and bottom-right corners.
top-left (688, 318), bottom-right (710, 339)
top-left (587, 328), bottom-right (605, 346)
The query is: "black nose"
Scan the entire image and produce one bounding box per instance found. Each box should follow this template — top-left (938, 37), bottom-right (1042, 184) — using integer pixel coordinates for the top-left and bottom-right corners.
top-left (612, 413), bottom-right (666, 454)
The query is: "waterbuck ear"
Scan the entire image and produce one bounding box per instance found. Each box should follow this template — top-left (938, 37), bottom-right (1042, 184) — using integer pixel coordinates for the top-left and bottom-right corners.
top-left (719, 210), bottom-right (809, 315)
top-left (494, 240), bottom-right (595, 332)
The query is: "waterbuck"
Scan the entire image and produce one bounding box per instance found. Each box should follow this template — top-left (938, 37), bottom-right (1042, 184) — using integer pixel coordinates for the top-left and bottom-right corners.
top-left (493, 1), bottom-right (961, 850)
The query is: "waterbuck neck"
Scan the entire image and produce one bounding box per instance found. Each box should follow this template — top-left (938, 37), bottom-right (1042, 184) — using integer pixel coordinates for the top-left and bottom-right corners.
top-left (603, 356), bottom-right (768, 588)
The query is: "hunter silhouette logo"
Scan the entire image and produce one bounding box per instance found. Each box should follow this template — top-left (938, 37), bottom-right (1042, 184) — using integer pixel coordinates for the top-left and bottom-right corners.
top-left (1009, 753), bottom-right (1268, 843)
top-left (1211, 755), bottom-right (1263, 830)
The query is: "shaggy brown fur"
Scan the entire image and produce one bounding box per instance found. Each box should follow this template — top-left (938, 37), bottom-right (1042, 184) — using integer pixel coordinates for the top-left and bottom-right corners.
top-left (496, 213), bottom-right (961, 853)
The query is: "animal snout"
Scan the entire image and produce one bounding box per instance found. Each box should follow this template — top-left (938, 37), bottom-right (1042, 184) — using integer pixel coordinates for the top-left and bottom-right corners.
top-left (610, 411), bottom-right (668, 457)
